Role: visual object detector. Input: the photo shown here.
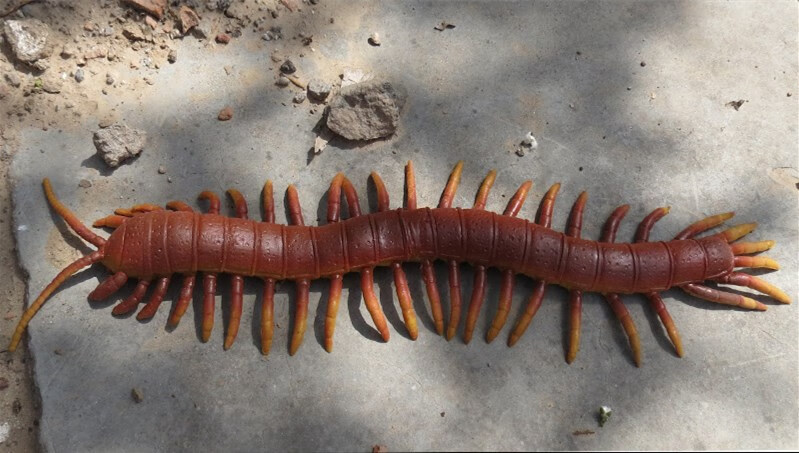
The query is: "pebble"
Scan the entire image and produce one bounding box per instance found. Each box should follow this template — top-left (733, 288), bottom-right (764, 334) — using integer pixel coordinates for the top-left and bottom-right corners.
top-left (93, 122), bottom-right (147, 168)
top-left (167, 49), bottom-right (177, 63)
top-left (106, 73), bottom-right (115, 85)
top-left (78, 179), bottom-right (92, 188)
top-left (280, 60), bottom-right (296, 74)
top-left (368, 32), bottom-right (381, 46)
top-left (157, 165), bottom-right (166, 174)
top-left (5, 72), bottom-right (22, 88)
top-left (74, 68), bottom-right (85, 83)
top-left (293, 91), bottom-right (306, 103)
top-left (307, 79), bottom-right (331, 101)
top-left (131, 388), bottom-right (143, 403)
top-left (276, 76), bottom-right (290, 87)
top-left (216, 33), bottom-right (231, 44)
top-left (218, 106), bottom-right (233, 121)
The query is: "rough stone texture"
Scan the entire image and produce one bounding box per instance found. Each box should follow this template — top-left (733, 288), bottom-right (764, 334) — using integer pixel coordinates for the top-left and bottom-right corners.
top-left (178, 6), bottom-right (200, 34)
top-left (122, 0), bottom-right (167, 19)
top-left (3, 19), bottom-right (50, 64)
top-left (8, 2), bottom-right (799, 451)
top-left (92, 123), bottom-right (146, 167)
top-left (326, 81), bottom-right (405, 140)
top-left (307, 79), bottom-right (332, 101)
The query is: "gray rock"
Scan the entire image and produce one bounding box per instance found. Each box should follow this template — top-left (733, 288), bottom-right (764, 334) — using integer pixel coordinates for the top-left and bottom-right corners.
top-left (307, 79), bottom-right (331, 101)
top-left (293, 91), bottom-right (306, 104)
top-left (92, 123), bottom-right (147, 168)
top-left (3, 19), bottom-right (50, 63)
top-left (5, 72), bottom-right (22, 88)
top-left (74, 68), bottom-right (85, 83)
top-left (167, 49), bottom-right (177, 63)
top-left (276, 76), bottom-right (290, 87)
top-left (326, 81), bottom-right (405, 140)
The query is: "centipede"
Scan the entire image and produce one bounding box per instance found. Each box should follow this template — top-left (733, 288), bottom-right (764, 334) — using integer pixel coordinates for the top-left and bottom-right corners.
top-left (7, 161), bottom-right (791, 366)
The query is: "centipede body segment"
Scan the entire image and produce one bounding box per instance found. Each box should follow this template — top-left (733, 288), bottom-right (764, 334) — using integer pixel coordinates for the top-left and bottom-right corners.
top-left (8, 162), bottom-right (791, 366)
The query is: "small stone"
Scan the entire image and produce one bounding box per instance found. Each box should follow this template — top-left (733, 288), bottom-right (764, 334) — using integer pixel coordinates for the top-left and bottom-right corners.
top-left (144, 77), bottom-right (155, 85)
top-left (61, 44), bottom-right (77, 58)
top-left (167, 49), bottom-right (177, 63)
top-left (41, 74), bottom-right (62, 93)
top-left (276, 76), bottom-right (290, 87)
top-left (307, 79), bottom-right (331, 101)
top-left (167, 176), bottom-right (172, 183)
top-left (640, 61), bottom-right (646, 67)
top-left (218, 106), bottom-right (233, 121)
top-left (157, 165), bottom-right (166, 174)
top-left (293, 91), bottom-right (306, 103)
top-left (78, 179), bottom-right (92, 188)
top-left (122, 24), bottom-right (146, 41)
top-left (192, 21), bottom-right (212, 39)
top-left (515, 147), bottom-right (525, 157)
top-left (106, 73), bottom-right (115, 85)
top-left (521, 131), bottom-right (538, 149)
top-left (145, 15), bottom-right (158, 29)
top-left (216, 33), bottom-right (231, 44)
top-left (131, 388), bottom-right (144, 403)
top-left (726, 99), bottom-right (746, 111)
top-left (598, 406), bottom-right (612, 427)
top-left (326, 81), bottom-right (405, 140)
top-left (3, 19), bottom-right (50, 64)
top-left (82, 45), bottom-right (108, 61)
top-left (280, 60), bottom-right (296, 74)
top-left (178, 6), bottom-right (200, 34)
top-left (122, 0), bottom-right (167, 19)
top-left (74, 69), bottom-right (85, 83)
top-left (98, 117), bottom-right (115, 128)
top-left (5, 72), bottom-right (22, 88)
top-left (0, 377), bottom-right (9, 390)
top-left (368, 32), bottom-right (381, 46)
top-left (93, 122), bottom-right (147, 168)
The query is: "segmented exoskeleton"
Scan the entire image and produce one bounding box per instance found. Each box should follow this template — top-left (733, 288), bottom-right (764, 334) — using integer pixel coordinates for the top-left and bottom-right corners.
top-left (8, 161), bottom-right (791, 366)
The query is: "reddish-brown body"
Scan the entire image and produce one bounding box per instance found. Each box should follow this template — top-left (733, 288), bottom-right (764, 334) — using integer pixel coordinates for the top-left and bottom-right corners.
top-left (104, 208), bottom-right (734, 294)
top-left (8, 161), bottom-right (789, 364)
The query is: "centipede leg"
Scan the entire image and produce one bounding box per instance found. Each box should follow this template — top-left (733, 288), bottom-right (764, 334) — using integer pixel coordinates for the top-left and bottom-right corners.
top-left (261, 180), bottom-right (276, 355)
top-left (463, 170), bottom-right (496, 344)
top-left (166, 201), bottom-right (194, 212)
top-left (92, 215), bottom-right (127, 229)
top-left (562, 192), bottom-right (588, 363)
top-left (198, 191), bottom-right (221, 343)
top-left (713, 272), bottom-right (790, 304)
top-left (112, 280), bottom-right (150, 316)
top-left (635, 207), bottom-right (685, 357)
top-left (373, 172), bottom-right (418, 340)
top-left (440, 162), bottom-right (463, 339)
top-left (508, 183), bottom-right (560, 346)
top-left (733, 256), bottom-right (780, 270)
top-left (286, 185), bottom-right (314, 354)
top-left (599, 205), bottom-right (642, 366)
top-left (682, 283), bottom-right (766, 311)
top-left (323, 175), bottom-right (344, 352)
top-left (167, 275), bottom-right (196, 327)
top-left (343, 177), bottom-right (389, 342)
top-left (486, 180), bottom-right (531, 343)
top-left (223, 189), bottom-right (249, 350)
top-left (137, 276), bottom-right (171, 320)
top-left (88, 271), bottom-right (128, 300)
top-left (674, 212), bottom-right (734, 239)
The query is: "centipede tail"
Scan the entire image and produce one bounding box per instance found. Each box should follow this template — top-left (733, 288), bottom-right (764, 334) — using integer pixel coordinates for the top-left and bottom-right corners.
top-left (9, 165), bottom-right (790, 365)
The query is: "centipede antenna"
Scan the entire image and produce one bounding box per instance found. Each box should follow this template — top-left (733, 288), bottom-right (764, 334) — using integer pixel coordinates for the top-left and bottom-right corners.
top-left (463, 170), bottom-right (497, 343)
top-left (674, 212), bottom-right (734, 240)
top-left (43, 179), bottom-right (106, 248)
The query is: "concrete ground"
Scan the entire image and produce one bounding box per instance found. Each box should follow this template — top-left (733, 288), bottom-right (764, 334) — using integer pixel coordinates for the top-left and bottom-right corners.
top-left (5, 1), bottom-right (798, 451)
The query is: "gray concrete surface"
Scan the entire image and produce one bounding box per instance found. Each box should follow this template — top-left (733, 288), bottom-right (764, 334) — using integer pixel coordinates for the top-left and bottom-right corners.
top-left (10, 1), bottom-right (798, 450)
